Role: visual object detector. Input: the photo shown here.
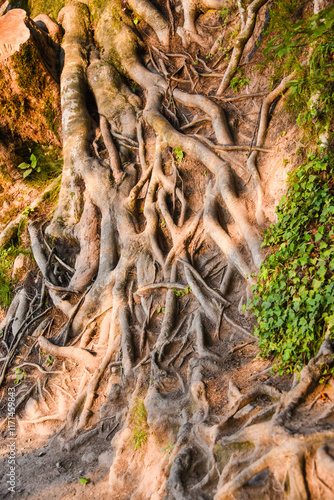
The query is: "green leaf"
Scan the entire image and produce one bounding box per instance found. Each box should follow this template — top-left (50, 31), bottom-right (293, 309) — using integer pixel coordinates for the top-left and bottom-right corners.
top-left (18, 162), bottom-right (30, 170)
top-left (30, 154), bottom-right (37, 169)
top-left (79, 478), bottom-right (90, 485)
top-left (46, 355), bottom-right (54, 366)
top-left (173, 147), bottom-right (184, 163)
top-left (23, 169), bottom-right (33, 178)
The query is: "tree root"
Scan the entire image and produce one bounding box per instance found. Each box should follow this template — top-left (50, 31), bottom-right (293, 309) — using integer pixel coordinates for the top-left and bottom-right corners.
top-left (217, 0), bottom-right (269, 95)
top-left (38, 336), bottom-right (97, 371)
top-left (1, 3), bottom-right (332, 500)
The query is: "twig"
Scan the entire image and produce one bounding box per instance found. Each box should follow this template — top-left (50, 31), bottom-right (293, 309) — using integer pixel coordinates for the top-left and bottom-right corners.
top-left (216, 91), bottom-right (267, 102)
top-left (170, 77), bottom-right (191, 84)
top-left (0, 308), bottom-right (53, 388)
top-left (167, 332), bottom-right (189, 367)
top-left (249, 365), bottom-right (272, 380)
top-left (228, 340), bottom-right (256, 354)
top-left (16, 362), bottom-right (63, 374)
top-left (111, 131), bottom-right (138, 148)
top-left (177, 345), bottom-right (194, 368)
top-left (180, 118), bottom-right (210, 131)
top-left (105, 421), bottom-right (119, 440)
top-left (41, 226), bottom-right (75, 273)
top-left (51, 382), bottom-right (75, 401)
top-left (215, 144), bottom-right (271, 153)
top-left (179, 258), bottom-right (230, 306)
top-left (166, 0), bottom-right (174, 35)
top-left (247, 103), bottom-right (262, 158)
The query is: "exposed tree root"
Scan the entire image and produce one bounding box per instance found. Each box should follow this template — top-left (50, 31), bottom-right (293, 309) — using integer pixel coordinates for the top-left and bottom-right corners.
top-left (217, 0), bottom-right (269, 96)
top-left (0, 1), bottom-right (332, 499)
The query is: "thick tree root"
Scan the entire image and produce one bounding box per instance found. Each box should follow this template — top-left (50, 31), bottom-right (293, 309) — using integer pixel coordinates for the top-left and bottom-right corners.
top-left (1, 2), bottom-right (332, 499)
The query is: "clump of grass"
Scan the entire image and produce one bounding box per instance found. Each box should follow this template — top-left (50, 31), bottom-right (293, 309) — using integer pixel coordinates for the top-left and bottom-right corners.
top-left (130, 399), bottom-right (148, 451)
top-left (0, 245), bottom-right (27, 308)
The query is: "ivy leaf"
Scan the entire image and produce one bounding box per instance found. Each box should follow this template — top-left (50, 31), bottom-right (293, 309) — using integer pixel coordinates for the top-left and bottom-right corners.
top-left (23, 169), bottom-right (33, 178)
top-left (18, 162), bottom-right (30, 170)
top-left (30, 154), bottom-right (37, 169)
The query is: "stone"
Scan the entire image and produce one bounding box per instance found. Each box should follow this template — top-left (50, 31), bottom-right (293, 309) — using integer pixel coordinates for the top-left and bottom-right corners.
top-left (81, 451), bottom-right (96, 463)
top-left (98, 450), bottom-right (114, 469)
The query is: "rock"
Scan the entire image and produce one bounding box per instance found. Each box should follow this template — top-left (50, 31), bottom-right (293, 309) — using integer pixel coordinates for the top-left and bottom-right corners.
top-left (33, 14), bottom-right (63, 42)
top-left (12, 253), bottom-right (27, 278)
top-left (0, 9), bottom-right (29, 61)
top-left (108, 383), bottom-right (122, 402)
top-left (24, 397), bottom-right (41, 420)
top-left (81, 451), bottom-right (96, 463)
top-left (100, 402), bottom-right (112, 419)
top-left (0, 8), bottom-right (61, 176)
top-left (98, 450), bottom-right (114, 469)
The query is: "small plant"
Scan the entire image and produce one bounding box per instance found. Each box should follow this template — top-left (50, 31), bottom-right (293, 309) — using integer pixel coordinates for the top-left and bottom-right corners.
top-left (14, 368), bottom-right (26, 384)
top-left (161, 220), bottom-right (166, 228)
top-left (21, 206), bottom-right (35, 217)
top-left (172, 288), bottom-right (184, 297)
top-left (46, 355), bottom-right (54, 366)
top-left (130, 399), bottom-right (148, 451)
top-left (173, 147), bottom-right (184, 163)
top-left (79, 478), bottom-right (90, 485)
top-left (219, 0), bottom-right (236, 23)
top-left (230, 72), bottom-right (250, 92)
top-left (133, 18), bottom-right (139, 25)
top-left (229, 28), bottom-right (239, 40)
top-left (185, 286), bottom-right (191, 294)
top-left (156, 306), bottom-right (165, 313)
top-left (219, 5), bottom-right (229, 22)
top-left (18, 153), bottom-right (41, 178)
top-left (161, 440), bottom-right (175, 459)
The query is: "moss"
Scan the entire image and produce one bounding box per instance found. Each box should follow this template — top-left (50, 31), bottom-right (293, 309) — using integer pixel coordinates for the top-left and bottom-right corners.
top-left (0, 36), bottom-right (61, 148)
top-left (42, 94), bottom-right (59, 136)
top-left (12, 42), bottom-right (46, 98)
top-left (29, 0), bottom-right (66, 21)
top-left (130, 399), bottom-right (149, 451)
top-left (0, 96), bottom-right (27, 134)
top-left (8, 0), bottom-right (67, 21)
top-left (96, 0), bottom-right (140, 72)
top-left (88, 0), bottom-right (110, 21)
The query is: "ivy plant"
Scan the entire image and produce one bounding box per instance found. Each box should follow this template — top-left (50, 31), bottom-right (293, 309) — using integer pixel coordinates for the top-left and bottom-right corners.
top-left (249, 153), bottom-right (334, 374)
